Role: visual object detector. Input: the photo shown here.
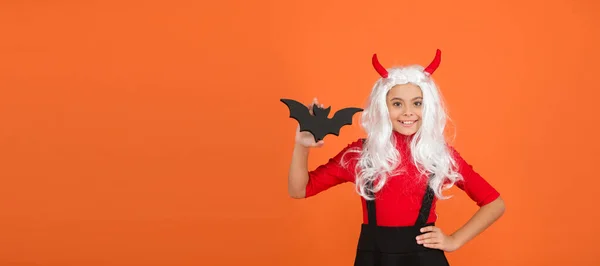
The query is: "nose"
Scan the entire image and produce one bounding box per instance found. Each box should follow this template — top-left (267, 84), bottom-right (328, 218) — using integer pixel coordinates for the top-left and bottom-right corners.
top-left (402, 106), bottom-right (414, 116)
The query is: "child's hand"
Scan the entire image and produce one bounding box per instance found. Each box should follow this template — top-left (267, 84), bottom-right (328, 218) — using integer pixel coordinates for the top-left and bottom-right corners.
top-left (416, 225), bottom-right (461, 252)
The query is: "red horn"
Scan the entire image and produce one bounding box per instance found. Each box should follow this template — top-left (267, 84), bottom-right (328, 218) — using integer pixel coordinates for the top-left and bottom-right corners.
top-left (372, 54), bottom-right (388, 78)
top-left (423, 49), bottom-right (441, 75)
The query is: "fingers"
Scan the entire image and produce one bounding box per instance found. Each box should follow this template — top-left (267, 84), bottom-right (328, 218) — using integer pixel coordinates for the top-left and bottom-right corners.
top-left (417, 226), bottom-right (442, 245)
top-left (420, 226), bottom-right (440, 233)
top-left (315, 98), bottom-right (324, 108)
top-left (423, 243), bottom-right (442, 249)
top-left (416, 226), bottom-right (458, 252)
top-left (308, 97), bottom-right (324, 115)
top-left (308, 98), bottom-right (315, 112)
top-left (312, 140), bottom-right (325, 148)
top-left (416, 232), bottom-right (436, 240)
top-left (417, 236), bottom-right (439, 244)
top-left (417, 232), bottom-right (438, 244)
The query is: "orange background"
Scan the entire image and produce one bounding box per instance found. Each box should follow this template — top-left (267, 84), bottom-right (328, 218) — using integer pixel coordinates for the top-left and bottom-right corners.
top-left (1, 0), bottom-right (599, 265)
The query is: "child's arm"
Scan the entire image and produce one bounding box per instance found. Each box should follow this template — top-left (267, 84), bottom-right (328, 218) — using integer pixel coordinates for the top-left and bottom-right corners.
top-left (286, 97), bottom-right (359, 199)
top-left (287, 132), bottom-right (360, 199)
top-left (449, 196), bottom-right (505, 248)
top-left (418, 147), bottom-right (505, 251)
top-left (287, 98), bottom-right (325, 199)
top-left (418, 196), bottom-right (505, 251)
top-left (447, 147), bottom-right (506, 250)
top-left (287, 143), bottom-right (312, 199)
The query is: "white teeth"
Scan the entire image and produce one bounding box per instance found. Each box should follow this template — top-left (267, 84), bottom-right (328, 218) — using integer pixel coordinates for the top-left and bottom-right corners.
top-left (401, 121), bottom-right (415, 124)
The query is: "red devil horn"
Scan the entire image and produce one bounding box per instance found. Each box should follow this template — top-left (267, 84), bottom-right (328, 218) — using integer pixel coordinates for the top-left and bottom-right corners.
top-left (423, 49), bottom-right (442, 76)
top-left (372, 54), bottom-right (388, 78)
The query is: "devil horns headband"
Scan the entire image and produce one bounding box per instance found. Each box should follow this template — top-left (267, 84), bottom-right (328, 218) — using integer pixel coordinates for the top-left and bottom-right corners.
top-left (372, 49), bottom-right (442, 78)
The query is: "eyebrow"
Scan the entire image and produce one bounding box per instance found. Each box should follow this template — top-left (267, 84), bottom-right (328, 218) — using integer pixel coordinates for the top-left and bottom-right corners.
top-left (390, 97), bottom-right (423, 101)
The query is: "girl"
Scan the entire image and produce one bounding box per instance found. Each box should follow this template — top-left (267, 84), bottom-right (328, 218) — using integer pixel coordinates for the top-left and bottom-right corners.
top-left (286, 50), bottom-right (505, 266)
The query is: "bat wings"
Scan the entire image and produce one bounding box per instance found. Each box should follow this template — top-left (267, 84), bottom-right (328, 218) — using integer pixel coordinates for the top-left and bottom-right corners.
top-left (280, 98), bottom-right (363, 142)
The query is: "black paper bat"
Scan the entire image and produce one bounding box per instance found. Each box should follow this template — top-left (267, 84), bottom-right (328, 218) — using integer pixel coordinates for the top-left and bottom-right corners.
top-left (280, 98), bottom-right (363, 143)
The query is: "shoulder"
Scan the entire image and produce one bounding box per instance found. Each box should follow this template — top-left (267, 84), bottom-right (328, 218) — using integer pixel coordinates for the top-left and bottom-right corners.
top-left (331, 138), bottom-right (363, 161)
top-left (444, 144), bottom-right (474, 176)
top-left (445, 145), bottom-right (480, 179)
top-left (350, 138), bottom-right (366, 148)
top-left (446, 144), bottom-right (458, 155)
top-left (445, 145), bottom-right (501, 206)
top-left (446, 145), bottom-right (464, 162)
top-left (337, 138), bottom-right (364, 151)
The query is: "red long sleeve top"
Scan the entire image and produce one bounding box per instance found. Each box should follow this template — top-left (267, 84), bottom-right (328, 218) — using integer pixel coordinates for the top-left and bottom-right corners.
top-left (305, 131), bottom-right (500, 227)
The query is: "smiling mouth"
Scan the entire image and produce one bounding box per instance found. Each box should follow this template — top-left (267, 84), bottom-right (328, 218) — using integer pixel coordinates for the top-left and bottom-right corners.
top-left (398, 120), bottom-right (418, 127)
top-left (399, 120), bottom-right (417, 124)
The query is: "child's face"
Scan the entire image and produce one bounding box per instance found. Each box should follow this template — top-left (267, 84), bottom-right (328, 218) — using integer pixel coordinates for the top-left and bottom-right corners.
top-left (386, 83), bottom-right (423, 136)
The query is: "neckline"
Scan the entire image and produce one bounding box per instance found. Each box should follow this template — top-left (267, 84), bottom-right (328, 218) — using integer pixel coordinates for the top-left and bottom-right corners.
top-left (393, 130), bottom-right (414, 143)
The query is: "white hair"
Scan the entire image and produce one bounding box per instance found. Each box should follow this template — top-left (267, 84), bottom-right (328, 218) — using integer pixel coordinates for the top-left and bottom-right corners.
top-left (341, 64), bottom-right (463, 201)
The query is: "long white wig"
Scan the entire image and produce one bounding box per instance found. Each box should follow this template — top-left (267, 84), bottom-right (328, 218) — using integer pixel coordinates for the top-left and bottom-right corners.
top-left (342, 50), bottom-right (463, 201)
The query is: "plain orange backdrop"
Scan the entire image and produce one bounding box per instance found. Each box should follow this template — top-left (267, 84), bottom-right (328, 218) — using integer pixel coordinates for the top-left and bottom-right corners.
top-left (1, 0), bottom-right (599, 265)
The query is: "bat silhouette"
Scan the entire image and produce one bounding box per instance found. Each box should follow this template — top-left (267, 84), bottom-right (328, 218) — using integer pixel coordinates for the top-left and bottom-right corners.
top-left (280, 98), bottom-right (363, 143)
